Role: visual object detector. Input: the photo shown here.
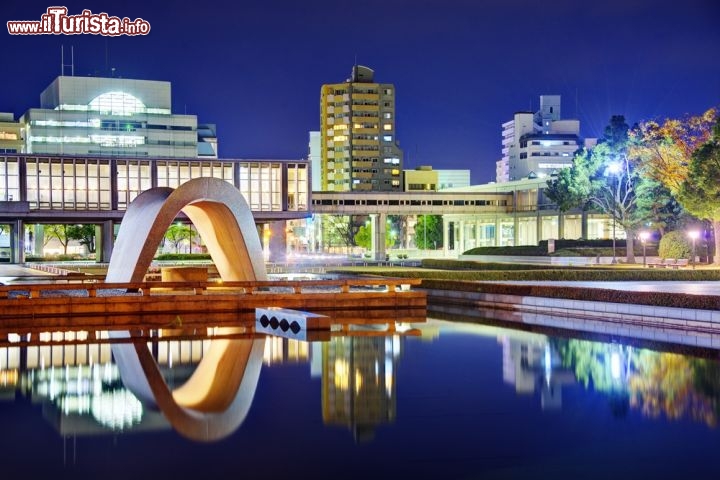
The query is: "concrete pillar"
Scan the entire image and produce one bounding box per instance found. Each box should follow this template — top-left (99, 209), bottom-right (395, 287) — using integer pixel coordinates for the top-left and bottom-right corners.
top-left (513, 215), bottom-right (519, 247)
top-left (558, 213), bottom-right (565, 240)
top-left (581, 211), bottom-right (588, 239)
top-left (33, 224), bottom-right (43, 256)
top-left (97, 220), bottom-right (114, 263)
top-left (11, 219), bottom-right (24, 264)
top-left (373, 213), bottom-right (387, 261)
top-left (494, 217), bottom-right (501, 246)
top-left (442, 217), bottom-right (449, 256)
top-left (369, 214), bottom-right (377, 259)
top-left (269, 221), bottom-right (287, 263)
top-left (458, 220), bottom-right (465, 254)
top-left (475, 221), bottom-right (481, 249)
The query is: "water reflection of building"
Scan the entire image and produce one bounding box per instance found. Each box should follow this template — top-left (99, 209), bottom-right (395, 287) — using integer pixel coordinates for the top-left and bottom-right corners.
top-left (262, 336), bottom-right (310, 366)
top-left (1, 330), bottom-right (403, 442)
top-left (500, 335), bottom-right (576, 410)
top-left (0, 331), bottom-right (214, 435)
top-left (322, 336), bottom-right (400, 442)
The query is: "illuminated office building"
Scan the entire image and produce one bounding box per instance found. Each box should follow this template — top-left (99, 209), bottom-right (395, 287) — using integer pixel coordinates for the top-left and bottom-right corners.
top-left (320, 65), bottom-right (403, 191)
top-left (21, 75), bottom-right (216, 159)
top-left (0, 113), bottom-right (23, 154)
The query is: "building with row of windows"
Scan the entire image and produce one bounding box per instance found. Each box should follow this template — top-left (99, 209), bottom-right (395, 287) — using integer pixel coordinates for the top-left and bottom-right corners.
top-left (496, 95), bottom-right (595, 183)
top-left (1, 75), bottom-right (218, 159)
top-left (319, 65), bottom-right (403, 191)
top-left (0, 73), bottom-right (309, 262)
top-left (0, 154), bottom-right (309, 262)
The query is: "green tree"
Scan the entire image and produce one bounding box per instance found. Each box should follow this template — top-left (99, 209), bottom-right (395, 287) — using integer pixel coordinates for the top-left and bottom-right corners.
top-left (164, 223), bottom-right (191, 254)
top-left (354, 224), bottom-right (371, 250)
top-left (414, 214), bottom-right (443, 249)
top-left (45, 224), bottom-right (72, 255)
top-left (324, 215), bottom-right (357, 253)
top-left (630, 108), bottom-right (717, 195)
top-left (546, 116), bottom-right (654, 263)
top-left (633, 178), bottom-right (687, 236)
top-left (677, 120), bottom-right (720, 264)
top-left (354, 224), bottom-right (394, 249)
top-left (66, 224), bottom-right (96, 253)
top-left (545, 167), bottom-right (583, 213)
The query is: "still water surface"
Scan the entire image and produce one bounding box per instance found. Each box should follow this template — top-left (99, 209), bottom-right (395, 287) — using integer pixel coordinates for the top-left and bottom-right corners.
top-left (1, 318), bottom-right (720, 479)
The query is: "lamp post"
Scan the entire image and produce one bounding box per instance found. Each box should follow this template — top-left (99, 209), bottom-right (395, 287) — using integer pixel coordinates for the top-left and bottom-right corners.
top-left (639, 231), bottom-right (649, 267)
top-left (607, 162), bottom-right (622, 265)
top-left (689, 230), bottom-right (700, 269)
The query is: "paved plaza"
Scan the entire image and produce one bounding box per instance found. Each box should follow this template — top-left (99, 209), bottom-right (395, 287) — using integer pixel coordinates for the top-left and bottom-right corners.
top-left (1, 264), bottom-right (718, 296)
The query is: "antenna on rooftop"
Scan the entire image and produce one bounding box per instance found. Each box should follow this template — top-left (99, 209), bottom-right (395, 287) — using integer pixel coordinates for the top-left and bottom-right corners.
top-left (61, 45), bottom-right (74, 76)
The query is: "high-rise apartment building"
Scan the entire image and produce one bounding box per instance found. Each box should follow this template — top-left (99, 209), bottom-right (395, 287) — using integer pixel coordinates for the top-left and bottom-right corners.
top-left (320, 66), bottom-right (403, 191)
top-left (496, 95), bottom-right (585, 183)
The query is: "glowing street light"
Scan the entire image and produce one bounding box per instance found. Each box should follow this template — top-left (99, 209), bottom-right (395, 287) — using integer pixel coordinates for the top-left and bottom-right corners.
top-left (639, 231), bottom-right (650, 267)
top-left (688, 230), bottom-right (700, 269)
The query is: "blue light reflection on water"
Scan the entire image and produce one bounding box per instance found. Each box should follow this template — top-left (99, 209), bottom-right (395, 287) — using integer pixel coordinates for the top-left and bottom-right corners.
top-left (1, 319), bottom-right (720, 479)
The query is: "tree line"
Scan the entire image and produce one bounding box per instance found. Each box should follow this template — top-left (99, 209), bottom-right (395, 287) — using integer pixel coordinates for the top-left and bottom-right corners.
top-left (546, 108), bottom-right (719, 264)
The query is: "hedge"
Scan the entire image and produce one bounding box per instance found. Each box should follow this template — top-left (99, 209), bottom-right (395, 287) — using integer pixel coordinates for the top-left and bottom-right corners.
top-left (331, 267), bottom-right (720, 282)
top-left (420, 279), bottom-right (720, 310)
top-left (420, 258), bottom-right (614, 271)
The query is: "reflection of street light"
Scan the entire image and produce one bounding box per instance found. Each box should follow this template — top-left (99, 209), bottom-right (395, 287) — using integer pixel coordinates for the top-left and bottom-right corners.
top-left (688, 230), bottom-right (700, 269)
top-left (639, 231), bottom-right (650, 267)
top-left (607, 162), bottom-right (622, 264)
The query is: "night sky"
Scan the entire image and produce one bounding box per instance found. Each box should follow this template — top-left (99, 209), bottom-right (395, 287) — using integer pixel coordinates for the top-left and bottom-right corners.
top-left (2, 0), bottom-right (719, 184)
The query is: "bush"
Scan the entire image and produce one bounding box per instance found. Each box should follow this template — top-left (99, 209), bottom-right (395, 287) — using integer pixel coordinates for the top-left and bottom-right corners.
top-left (658, 231), bottom-right (692, 259)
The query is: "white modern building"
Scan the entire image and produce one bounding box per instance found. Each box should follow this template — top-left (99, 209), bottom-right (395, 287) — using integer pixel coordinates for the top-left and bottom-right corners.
top-left (20, 75), bottom-right (217, 159)
top-left (497, 95), bottom-right (591, 183)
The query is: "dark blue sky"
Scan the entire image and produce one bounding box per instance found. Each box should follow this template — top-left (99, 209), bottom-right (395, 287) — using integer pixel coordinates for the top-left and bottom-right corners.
top-left (3, 0), bottom-right (719, 184)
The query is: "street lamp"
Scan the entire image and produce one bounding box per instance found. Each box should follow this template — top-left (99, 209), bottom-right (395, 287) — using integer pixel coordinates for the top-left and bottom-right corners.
top-left (607, 162), bottom-right (622, 265)
top-left (688, 230), bottom-right (700, 269)
top-left (639, 231), bottom-right (650, 267)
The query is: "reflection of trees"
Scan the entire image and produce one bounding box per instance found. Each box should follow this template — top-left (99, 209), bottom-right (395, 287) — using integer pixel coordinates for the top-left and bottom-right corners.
top-left (556, 339), bottom-right (718, 427)
top-left (692, 359), bottom-right (720, 419)
top-left (629, 352), bottom-right (715, 427)
top-left (555, 339), bottom-right (629, 392)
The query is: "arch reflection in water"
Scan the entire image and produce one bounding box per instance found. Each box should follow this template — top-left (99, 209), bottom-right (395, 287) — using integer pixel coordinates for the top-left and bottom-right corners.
top-left (105, 177), bottom-right (268, 441)
top-left (116, 329), bottom-right (265, 442)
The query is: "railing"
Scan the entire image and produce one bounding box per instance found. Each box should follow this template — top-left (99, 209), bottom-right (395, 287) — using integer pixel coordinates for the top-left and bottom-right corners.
top-left (0, 278), bottom-right (422, 299)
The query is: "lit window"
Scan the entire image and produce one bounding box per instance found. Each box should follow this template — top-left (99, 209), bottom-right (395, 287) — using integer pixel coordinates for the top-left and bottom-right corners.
top-left (89, 92), bottom-right (146, 116)
top-left (383, 124), bottom-right (392, 131)
top-left (383, 135), bottom-right (392, 142)
top-left (383, 112), bottom-right (392, 119)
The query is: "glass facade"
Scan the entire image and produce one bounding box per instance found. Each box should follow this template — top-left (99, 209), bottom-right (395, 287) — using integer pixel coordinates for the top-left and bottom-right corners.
top-left (0, 157), bottom-right (19, 201)
top-left (116, 160), bottom-right (152, 210)
top-left (0, 155), bottom-right (309, 214)
top-left (25, 157), bottom-right (112, 210)
top-left (287, 163), bottom-right (308, 211)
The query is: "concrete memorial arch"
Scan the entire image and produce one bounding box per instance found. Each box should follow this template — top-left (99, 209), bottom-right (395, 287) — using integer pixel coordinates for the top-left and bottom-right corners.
top-left (107, 178), bottom-right (268, 441)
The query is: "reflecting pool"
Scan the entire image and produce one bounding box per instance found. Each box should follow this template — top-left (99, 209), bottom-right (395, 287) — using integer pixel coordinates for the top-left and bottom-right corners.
top-left (2, 318), bottom-right (720, 479)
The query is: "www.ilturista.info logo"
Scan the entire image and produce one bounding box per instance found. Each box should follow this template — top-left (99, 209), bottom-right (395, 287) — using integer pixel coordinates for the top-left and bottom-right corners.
top-left (7, 7), bottom-right (151, 36)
